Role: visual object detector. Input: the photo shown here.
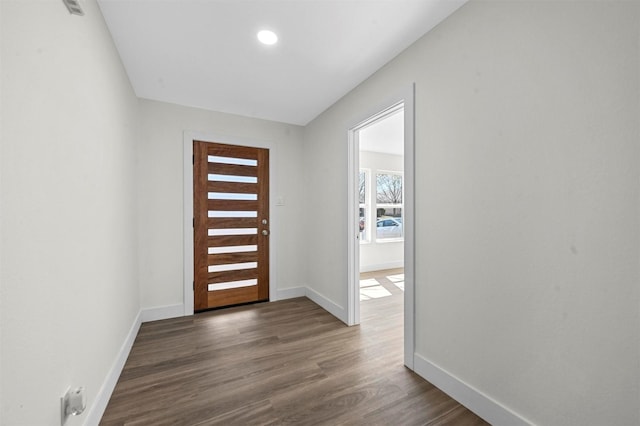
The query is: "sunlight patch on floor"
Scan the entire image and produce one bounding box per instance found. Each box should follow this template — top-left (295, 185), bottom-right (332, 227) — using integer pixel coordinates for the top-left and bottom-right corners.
top-left (359, 278), bottom-right (379, 288)
top-left (387, 274), bottom-right (405, 291)
top-left (360, 285), bottom-right (392, 301)
top-left (359, 270), bottom-right (404, 301)
top-left (387, 274), bottom-right (404, 283)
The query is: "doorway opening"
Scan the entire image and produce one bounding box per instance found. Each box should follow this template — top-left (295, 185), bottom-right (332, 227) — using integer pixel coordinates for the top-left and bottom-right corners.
top-left (347, 85), bottom-right (415, 369)
top-left (357, 106), bottom-right (405, 324)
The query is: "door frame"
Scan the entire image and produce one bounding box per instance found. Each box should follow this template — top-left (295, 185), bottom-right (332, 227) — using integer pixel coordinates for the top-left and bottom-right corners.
top-left (347, 83), bottom-right (415, 370)
top-left (183, 131), bottom-right (278, 315)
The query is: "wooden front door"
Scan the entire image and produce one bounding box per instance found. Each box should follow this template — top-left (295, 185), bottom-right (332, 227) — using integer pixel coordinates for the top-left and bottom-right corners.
top-left (193, 140), bottom-right (269, 311)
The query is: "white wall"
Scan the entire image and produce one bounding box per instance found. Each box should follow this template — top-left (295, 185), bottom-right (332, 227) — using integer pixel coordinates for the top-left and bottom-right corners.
top-left (0, 0), bottom-right (140, 424)
top-left (137, 99), bottom-right (306, 311)
top-left (0, 0), bottom-right (4, 415)
top-left (304, 1), bottom-right (640, 425)
top-left (359, 150), bottom-right (403, 272)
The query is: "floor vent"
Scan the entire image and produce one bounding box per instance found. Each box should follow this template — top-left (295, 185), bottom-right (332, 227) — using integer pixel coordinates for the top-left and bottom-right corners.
top-left (62, 0), bottom-right (84, 16)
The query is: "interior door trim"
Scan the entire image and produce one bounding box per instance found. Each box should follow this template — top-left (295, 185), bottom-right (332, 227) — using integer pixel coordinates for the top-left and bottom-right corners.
top-left (346, 83), bottom-right (415, 370)
top-left (183, 131), bottom-right (278, 316)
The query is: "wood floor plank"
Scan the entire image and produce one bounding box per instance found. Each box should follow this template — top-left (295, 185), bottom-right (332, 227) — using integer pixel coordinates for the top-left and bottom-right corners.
top-left (100, 269), bottom-right (488, 425)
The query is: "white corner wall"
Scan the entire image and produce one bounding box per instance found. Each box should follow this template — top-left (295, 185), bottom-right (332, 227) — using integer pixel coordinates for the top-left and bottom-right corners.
top-left (303, 1), bottom-right (640, 425)
top-left (137, 100), bottom-right (306, 312)
top-left (0, 1), bottom-right (140, 424)
top-left (359, 151), bottom-right (404, 272)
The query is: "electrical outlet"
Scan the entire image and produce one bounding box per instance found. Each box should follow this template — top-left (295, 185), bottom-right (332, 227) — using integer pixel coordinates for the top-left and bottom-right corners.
top-left (61, 387), bottom-right (86, 425)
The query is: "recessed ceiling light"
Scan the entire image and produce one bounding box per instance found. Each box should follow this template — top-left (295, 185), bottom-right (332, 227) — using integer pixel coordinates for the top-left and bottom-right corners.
top-left (257, 30), bottom-right (278, 45)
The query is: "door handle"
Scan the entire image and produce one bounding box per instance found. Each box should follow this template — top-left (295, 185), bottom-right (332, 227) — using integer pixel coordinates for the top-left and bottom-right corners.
top-left (262, 229), bottom-right (270, 236)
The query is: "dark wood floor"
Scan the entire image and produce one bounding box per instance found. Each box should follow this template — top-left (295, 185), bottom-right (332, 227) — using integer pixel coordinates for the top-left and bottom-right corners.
top-left (100, 270), bottom-right (488, 425)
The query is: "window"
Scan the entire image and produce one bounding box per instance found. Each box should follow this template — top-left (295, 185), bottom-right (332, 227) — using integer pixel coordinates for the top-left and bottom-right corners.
top-left (376, 172), bottom-right (403, 240)
top-left (359, 169), bottom-right (404, 243)
top-left (359, 169), bottom-right (370, 242)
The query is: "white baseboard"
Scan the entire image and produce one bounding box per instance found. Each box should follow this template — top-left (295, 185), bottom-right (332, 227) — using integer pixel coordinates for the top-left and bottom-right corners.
top-left (413, 354), bottom-right (532, 426)
top-left (275, 286), bottom-right (307, 300)
top-left (359, 261), bottom-right (404, 273)
top-left (84, 310), bottom-right (142, 426)
top-left (141, 304), bottom-right (185, 323)
top-left (305, 286), bottom-right (347, 324)
top-left (276, 286), bottom-right (349, 326)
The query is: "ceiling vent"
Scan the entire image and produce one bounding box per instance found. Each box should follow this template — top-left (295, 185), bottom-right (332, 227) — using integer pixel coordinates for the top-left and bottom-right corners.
top-left (62, 0), bottom-right (84, 16)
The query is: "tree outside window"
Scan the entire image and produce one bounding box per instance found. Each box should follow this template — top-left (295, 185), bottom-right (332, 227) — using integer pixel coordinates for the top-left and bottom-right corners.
top-left (376, 172), bottom-right (403, 240)
top-left (358, 170), bottom-right (369, 242)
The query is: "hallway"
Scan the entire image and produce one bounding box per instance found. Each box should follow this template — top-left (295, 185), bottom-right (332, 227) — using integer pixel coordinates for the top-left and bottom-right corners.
top-left (101, 286), bottom-right (486, 425)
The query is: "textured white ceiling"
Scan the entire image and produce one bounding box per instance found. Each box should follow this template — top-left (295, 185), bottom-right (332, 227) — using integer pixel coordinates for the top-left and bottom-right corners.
top-left (98, 0), bottom-right (467, 125)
